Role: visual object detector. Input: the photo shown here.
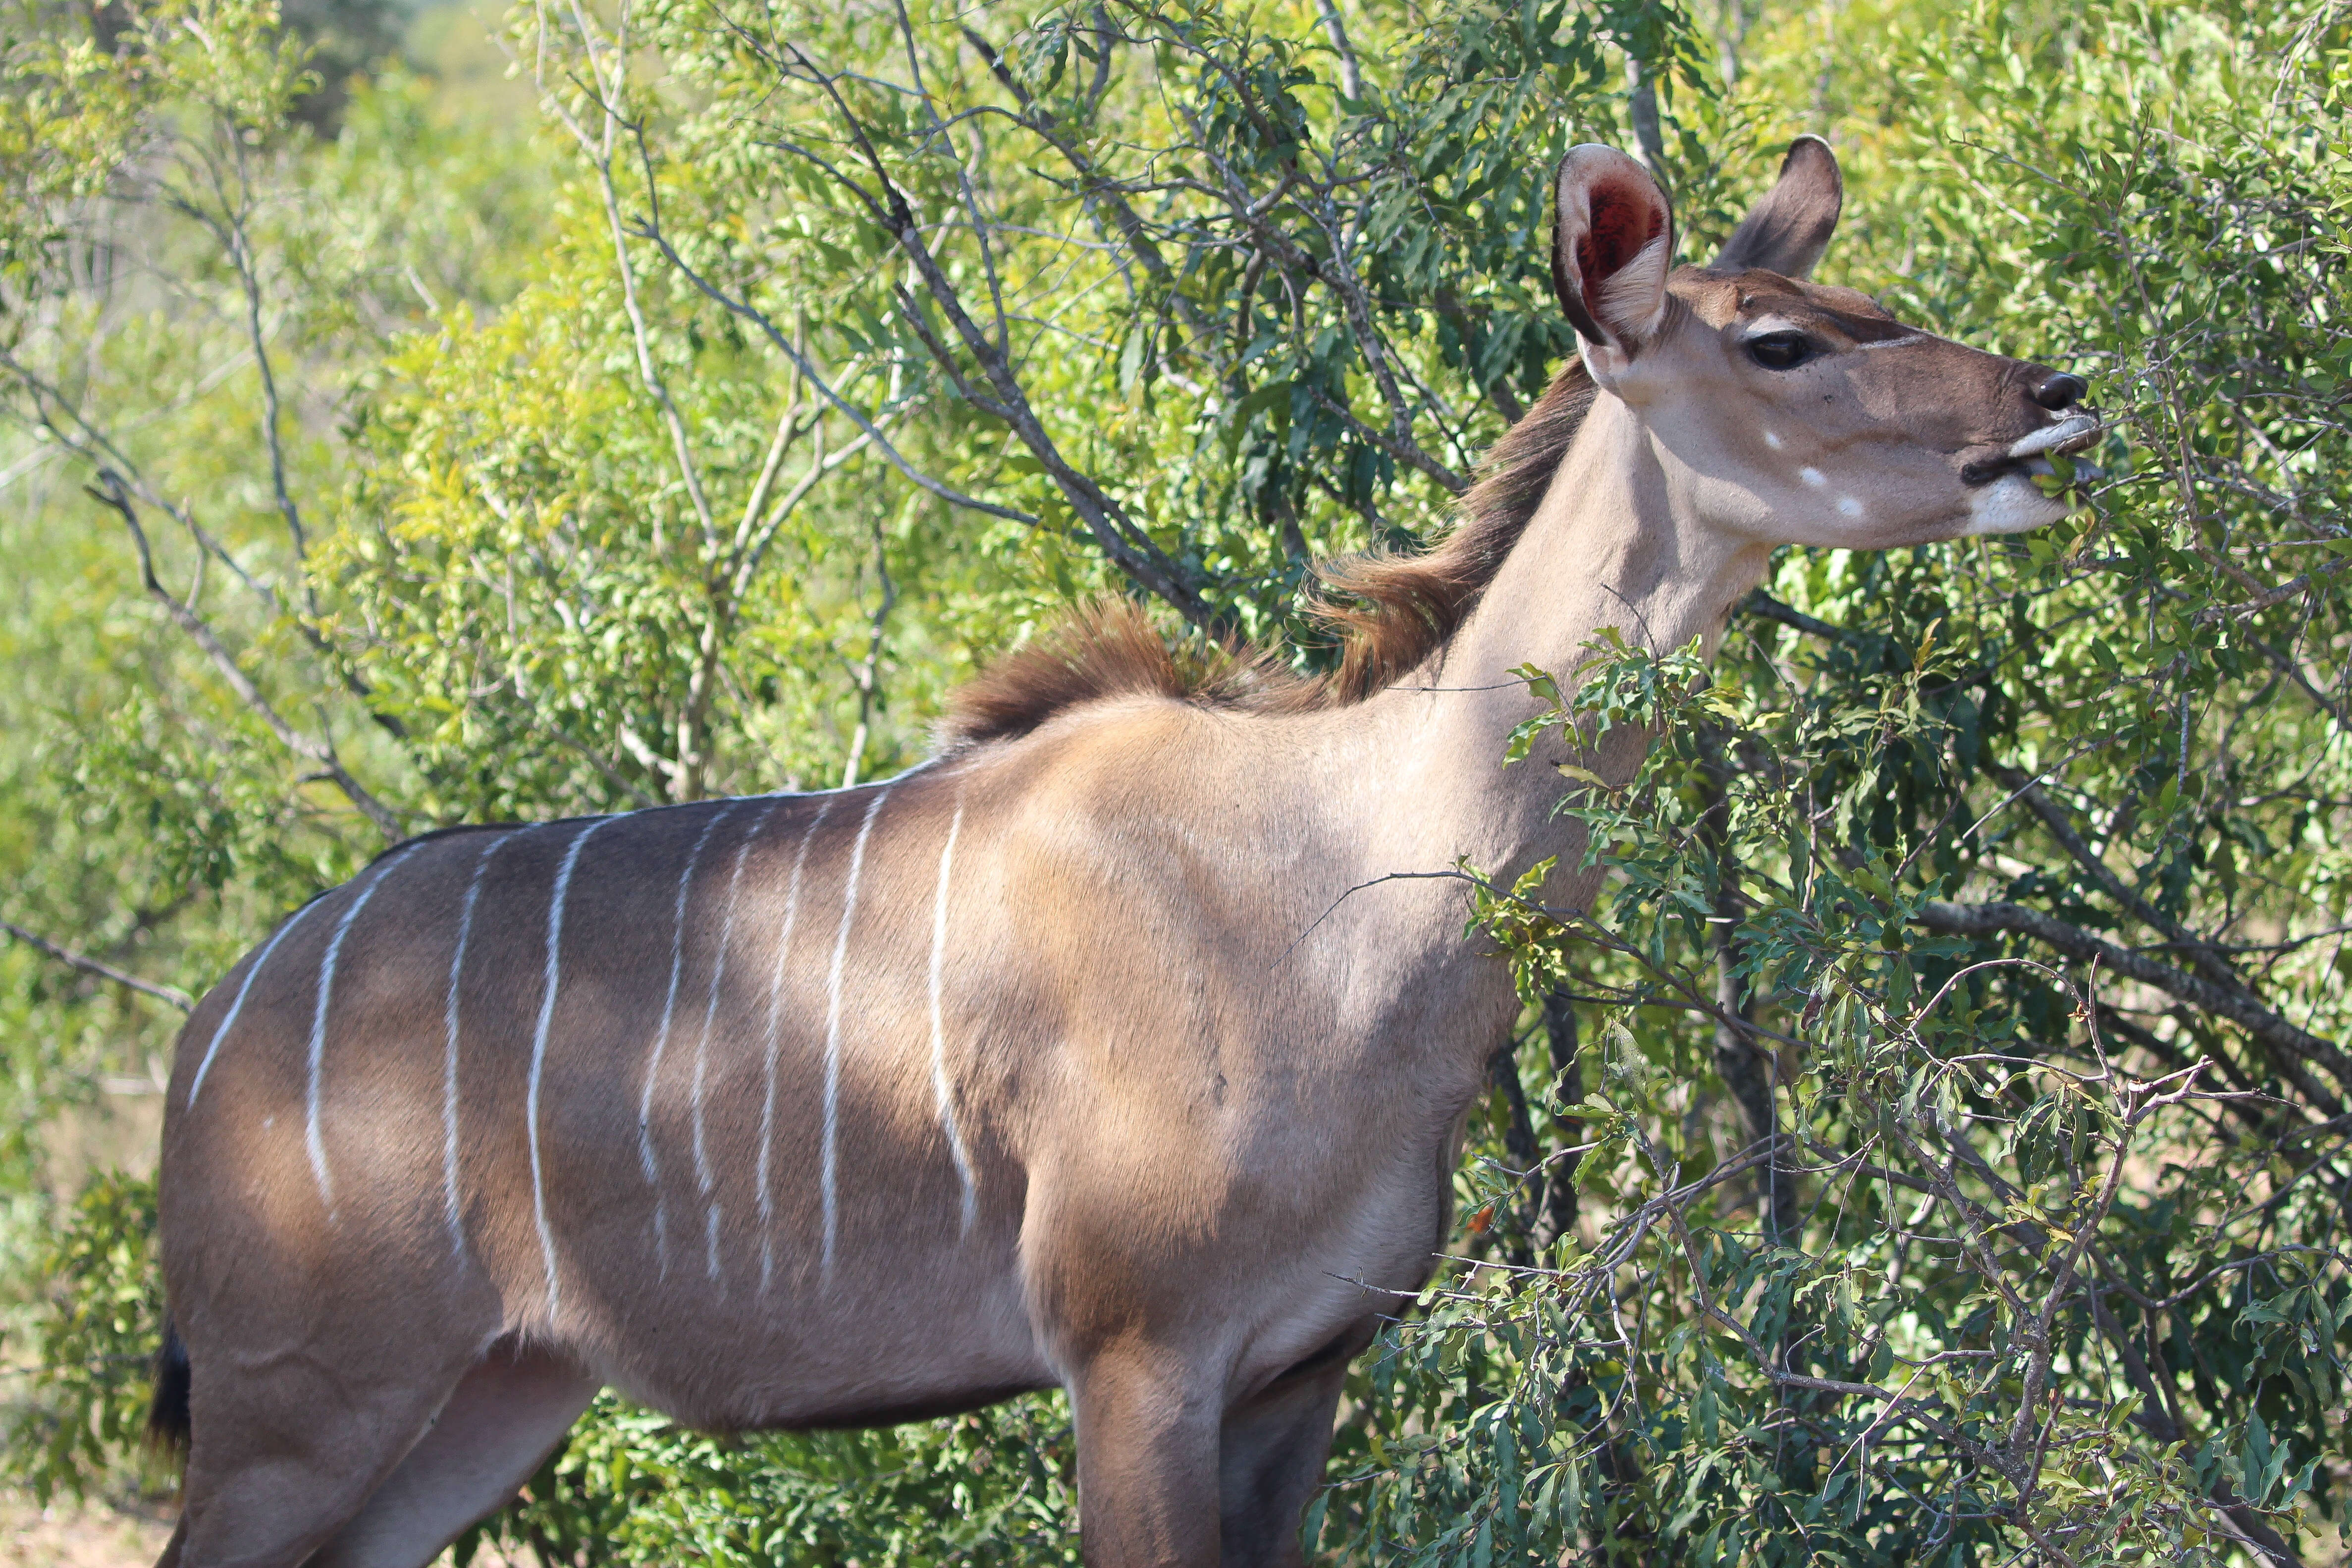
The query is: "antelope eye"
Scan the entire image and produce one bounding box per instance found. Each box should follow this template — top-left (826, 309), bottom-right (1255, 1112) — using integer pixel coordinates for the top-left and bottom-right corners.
top-left (1745, 331), bottom-right (1817, 371)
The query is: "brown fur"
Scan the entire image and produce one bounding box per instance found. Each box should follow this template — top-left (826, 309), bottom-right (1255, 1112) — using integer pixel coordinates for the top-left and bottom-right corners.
top-left (937, 366), bottom-right (1598, 748)
top-left (937, 600), bottom-right (1270, 749)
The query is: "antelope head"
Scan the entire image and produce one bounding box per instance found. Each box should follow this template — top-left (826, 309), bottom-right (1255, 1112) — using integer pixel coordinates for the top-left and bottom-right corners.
top-left (1552, 137), bottom-right (2096, 547)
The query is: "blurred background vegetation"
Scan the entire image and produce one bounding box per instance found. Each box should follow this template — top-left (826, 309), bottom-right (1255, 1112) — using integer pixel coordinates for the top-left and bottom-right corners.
top-left (0, 0), bottom-right (2347, 1562)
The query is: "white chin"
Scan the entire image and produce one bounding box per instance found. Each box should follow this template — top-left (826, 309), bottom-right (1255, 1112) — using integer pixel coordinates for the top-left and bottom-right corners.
top-left (1963, 472), bottom-right (2071, 536)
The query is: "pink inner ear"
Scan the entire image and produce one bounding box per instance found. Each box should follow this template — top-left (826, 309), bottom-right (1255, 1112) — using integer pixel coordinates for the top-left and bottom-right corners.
top-left (1576, 182), bottom-right (1665, 306)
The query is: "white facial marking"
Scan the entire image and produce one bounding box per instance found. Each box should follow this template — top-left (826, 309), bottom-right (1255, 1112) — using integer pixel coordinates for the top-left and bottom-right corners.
top-left (186, 893), bottom-right (332, 1108)
top-left (443, 830), bottom-right (517, 1266)
top-left (929, 800), bottom-right (978, 1238)
top-left (530, 816), bottom-right (614, 1322)
top-left (1837, 497), bottom-right (1865, 518)
top-left (693, 801), bottom-right (780, 1291)
top-left (1966, 472), bottom-right (2071, 536)
top-left (757, 794), bottom-right (838, 1294)
top-left (822, 786), bottom-right (893, 1281)
top-left (306, 844), bottom-right (421, 1217)
top-left (1800, 467), bottom-right (1826, 488)
top-left (1763, 431), bottom-right (1783, 450)
top-left (639, 803), bottom-right (738, 1280)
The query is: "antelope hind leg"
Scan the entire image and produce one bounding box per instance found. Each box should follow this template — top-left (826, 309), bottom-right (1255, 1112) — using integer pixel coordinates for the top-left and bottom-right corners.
top-left (308, 1343), bottom-right (599, 1568)
top-left (163, 1341), bottom-right (476, 1568)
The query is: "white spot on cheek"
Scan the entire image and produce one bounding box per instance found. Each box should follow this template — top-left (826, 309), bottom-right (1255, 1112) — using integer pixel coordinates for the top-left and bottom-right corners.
top-left (1837, 497), bottom-right (1864, 517)
top-left (1800, 467), bottom-right (1825, 488)
top-left (1763, 431), bottom-right (1783, 450)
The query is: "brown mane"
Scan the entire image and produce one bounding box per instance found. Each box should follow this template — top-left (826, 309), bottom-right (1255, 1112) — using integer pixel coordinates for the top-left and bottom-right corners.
top-left (938, 363), bottom-right (1597, 750)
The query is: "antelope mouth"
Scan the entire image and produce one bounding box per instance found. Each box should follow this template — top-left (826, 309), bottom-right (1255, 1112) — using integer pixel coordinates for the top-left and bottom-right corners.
top-left (1959, 414), bottom-right (2102, 486)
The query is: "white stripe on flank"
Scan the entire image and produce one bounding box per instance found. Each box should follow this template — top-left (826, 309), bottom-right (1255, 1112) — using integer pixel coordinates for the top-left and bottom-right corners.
top-left (756, 794), bottom-right (838, 1293)
top-left (692, 800), bottom-right (780, 1288)
top-left (306, 844), bottom-right (422, 1216)
top-left (929, 801), bottom-right (978, 1236)
top-left (821, 786), bottom-right (892, 1279)
top-left (529, 817), bottom-right (614, 1321)
top-left (442, 831), bottom-right (517, 1265)
top-left (637, 804), bottom-right (738, 1280)
top-left (185, 896), bottom-right (332, 1109)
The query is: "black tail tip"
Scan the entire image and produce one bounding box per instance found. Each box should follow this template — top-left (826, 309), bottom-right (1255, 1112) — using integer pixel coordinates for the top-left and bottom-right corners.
top-left (147, 1320), bottom-right (190, 1455)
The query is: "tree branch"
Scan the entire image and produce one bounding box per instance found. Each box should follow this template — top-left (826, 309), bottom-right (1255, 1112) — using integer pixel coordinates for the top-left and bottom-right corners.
top-left (858, 149), bottom-right (1216, 622)
top-left (1986, 763), bottom-right (2242, 992)
top-left (86, 471), bottom-right (407, 842)
top-left (1741, 589), bottom-right (1852, 642)
top-left (1913, 899), bottom-right (2352, 1110)
top-left (1311, 0), bottom-right (1365, 98)
top-left (1, 917), bottom-right (193, 1012)
top-left (629, 222), bottom-right (1043, 529)
top-left (536, 0), bottom-right (717, 556)
top-left (2081, 1286), bottom-right (2304, 1565)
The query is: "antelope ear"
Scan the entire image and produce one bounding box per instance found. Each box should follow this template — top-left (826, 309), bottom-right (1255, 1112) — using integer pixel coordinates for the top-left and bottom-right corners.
top-left (1550, 145), bottom-right (1674, 356)
top-left (1714, 135), bottom-right (1843, 278)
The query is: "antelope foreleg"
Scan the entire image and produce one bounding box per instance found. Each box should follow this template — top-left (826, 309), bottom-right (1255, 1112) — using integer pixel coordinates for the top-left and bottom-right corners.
top-left (1070, 1349), bottom-right (1223, 1568)
top-left (1215, 1357), bottom-right (1353, 1568)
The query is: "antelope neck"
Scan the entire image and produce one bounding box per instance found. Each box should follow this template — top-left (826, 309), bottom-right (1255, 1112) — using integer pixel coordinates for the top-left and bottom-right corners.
top-left (1318, 393), bottom-right (1772, 895)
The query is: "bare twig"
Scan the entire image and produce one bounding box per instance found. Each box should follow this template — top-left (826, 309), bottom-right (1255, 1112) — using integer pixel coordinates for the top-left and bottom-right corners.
top-left (840, 511), bottom-right (897, 790)
top-left (85, 470), bottom-right (406, 841)
top-left (0, 917), bottom-right (193, 1012)
top-left (1914, 899), bottom-right (2352, 1105)
top-left (1312, 0), bottom-right (1365, 98)
top-left (629, 223), bottom-right (1041, 529)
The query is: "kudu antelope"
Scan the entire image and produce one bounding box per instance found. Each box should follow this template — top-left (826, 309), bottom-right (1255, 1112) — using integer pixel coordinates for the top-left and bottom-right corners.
top-left (149, 137), bottom-right (2093, 1568)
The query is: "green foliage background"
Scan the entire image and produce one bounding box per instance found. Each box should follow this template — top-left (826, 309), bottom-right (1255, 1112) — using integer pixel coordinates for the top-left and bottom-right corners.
top-left (1, 0), bottom-right (2347, 1562)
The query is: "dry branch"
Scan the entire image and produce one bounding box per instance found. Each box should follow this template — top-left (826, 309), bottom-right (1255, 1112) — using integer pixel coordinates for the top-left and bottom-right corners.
top-left (86, 470), bottom-right (407, 842)
top-left (1912, 898), bottom-right (2352, 1110)
top-left (0, 917), bottom-right (193, 1012)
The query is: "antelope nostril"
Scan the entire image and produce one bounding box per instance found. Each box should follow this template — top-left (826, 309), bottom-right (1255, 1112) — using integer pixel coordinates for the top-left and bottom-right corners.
top-left (2032, 373), bottom-right (2086, 411)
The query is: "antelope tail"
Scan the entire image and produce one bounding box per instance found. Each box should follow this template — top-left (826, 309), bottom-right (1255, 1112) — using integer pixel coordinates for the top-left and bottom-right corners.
top-left (148, 1318), bottom-right (191, 1455)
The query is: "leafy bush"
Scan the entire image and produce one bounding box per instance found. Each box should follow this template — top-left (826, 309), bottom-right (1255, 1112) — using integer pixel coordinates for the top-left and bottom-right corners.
top-left (2, 1174), bottom-right (170, 1505)
top-left (467, 1394), bottom-right (1080, 1568)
